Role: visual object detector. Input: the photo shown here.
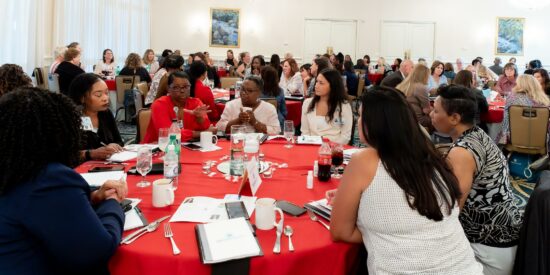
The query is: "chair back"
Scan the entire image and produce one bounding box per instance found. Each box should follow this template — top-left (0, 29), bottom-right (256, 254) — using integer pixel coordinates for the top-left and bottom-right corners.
top-left (506, 105), bottom-right (549, 155)
top-left (137, 82), bottom-right (149, 98)
top-left (116, 76), bottom-right (139, 105)
top-left (136, 108), bottom-right (151, 144)
top-left (262, 98), bottom-right (278, 109)
top-left (48, 74), bottom-right (60, 93)
top-left (220, 77), bottom-right (240, 89)
top-left (33, 67), bottom-right (48, 89)
top-left (357, 78), bottom-right (366, 97)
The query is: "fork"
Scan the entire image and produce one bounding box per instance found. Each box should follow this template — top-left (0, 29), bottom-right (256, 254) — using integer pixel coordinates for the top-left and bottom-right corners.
top-left (164, 223), bottom-right (181, 255)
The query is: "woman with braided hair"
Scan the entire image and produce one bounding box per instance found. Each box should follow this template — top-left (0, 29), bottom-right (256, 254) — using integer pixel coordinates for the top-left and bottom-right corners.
top-left (0, 63), bottom-right (32, 96)
top-left (0, 87), bottom-right (126, 275)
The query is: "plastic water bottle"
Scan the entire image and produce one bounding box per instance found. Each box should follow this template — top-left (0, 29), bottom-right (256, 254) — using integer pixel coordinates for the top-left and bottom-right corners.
top-left (115, 65), bottom-right (121, 76)
top-left (164, 143), bottom-right (179, 190)
top-left (317, 141), bottom-right (332, 182)
top-left (169, 118), bottom-right (181, 150)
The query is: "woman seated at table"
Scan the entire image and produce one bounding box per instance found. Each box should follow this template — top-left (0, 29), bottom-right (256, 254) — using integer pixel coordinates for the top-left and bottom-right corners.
top-left (396, 64), bottom-right (433, 132)
top-left (280, 58), bottom-right (303, 96)
top-left (245, 55), bottom-right (265, 78)
top-left (119, 53), bottom-right (152, 84)
top-left (430, 85), bottom-right (521, 274)
top-left (443, 62), bottom-right (456, 81)
top-left (217, 75), bottom-right (281, 135)
top-left (269, 54), bottom-right (283, 78)
top-left (305, 57), bottom-right (332, 98)
top-left (374, 57), bottom-right (389, 75)
top-left (453, 70), bottom-right (489, 132)
top-left (93, 49), bottom-right (115, 79)
top-left (495, 62), bottom-right (517, 96)
top-left (149, 54), bottom-right (184, 105)
top-left (0, 87), bottom-right (126, 275)
top-left (189, 61), bottom-right (220, 122)
top-left (236, 51), bottom-right (251, 78)
top-left (533, 68), bottom-right (550, 96)
top-left (329, 86), bottom-right (482, 275)
top-left (56, 48), bottom-right (85, 95)
top-left (142, 49), bottom-right (159, 75)
top-left (0, 63), bottom-right (32, 96)
top-left (144, 71), bottom-right (213, 143)
top-left (427, 60), bottom-right (448, 94)
top-left (261, 66), bottom-right (287, 130)
top-left (301, 69), bottom-right (353, 144)
top-left (300, 63), bottom-right (312, 95)
top-left (226, 49), bottom-right (236, 67)
top-left (69, 73), bottom-right (123, 161)
top-left (496, 74), bottom-right (550, 145)
top-left (343, 61), bottom-right (358, 97)
top-left (193, 52), bottom-right (220, 89)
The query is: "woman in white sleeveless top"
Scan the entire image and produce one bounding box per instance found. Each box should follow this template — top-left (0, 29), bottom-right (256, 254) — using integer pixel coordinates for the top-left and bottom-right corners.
top-left (329, 86), bottom-right (482, 275)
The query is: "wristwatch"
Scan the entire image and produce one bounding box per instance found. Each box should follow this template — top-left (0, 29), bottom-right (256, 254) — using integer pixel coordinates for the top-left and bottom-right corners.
top-left (85, 149), bottom-right (92, 161)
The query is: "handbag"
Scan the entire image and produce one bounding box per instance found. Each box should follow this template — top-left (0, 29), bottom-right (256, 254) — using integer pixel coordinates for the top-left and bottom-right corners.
top-left (509, 153), bottom-right (542, 182)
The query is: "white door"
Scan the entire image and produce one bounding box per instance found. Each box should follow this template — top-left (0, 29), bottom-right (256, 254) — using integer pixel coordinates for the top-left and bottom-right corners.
top-left (304, 19), bottom-right (357, 62)
top-left (381, 21), bottom-right (435, 62)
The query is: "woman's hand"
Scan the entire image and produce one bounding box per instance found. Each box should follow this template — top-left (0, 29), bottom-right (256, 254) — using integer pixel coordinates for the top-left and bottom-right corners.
top-left (189, 105), bottom-right (211, 118)
top-left (90, 146), bottom-right (119, 160)
top-left (91, 179), bottom-right (128, 204)
top-left (238, 109), bottom-right (251, 124)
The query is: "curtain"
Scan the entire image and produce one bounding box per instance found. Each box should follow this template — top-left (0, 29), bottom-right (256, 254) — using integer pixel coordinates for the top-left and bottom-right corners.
top-left (53, 0), bottom-right (151, 71)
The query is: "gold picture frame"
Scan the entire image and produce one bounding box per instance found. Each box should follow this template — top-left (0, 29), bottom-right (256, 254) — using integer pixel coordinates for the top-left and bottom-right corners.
top-left (495, 17), bottom-right (525, 56)
top-left (209, 8), bottom-right (240, 48)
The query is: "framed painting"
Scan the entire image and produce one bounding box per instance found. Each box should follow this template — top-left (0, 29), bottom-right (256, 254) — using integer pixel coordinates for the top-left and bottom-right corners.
top-left (495, 17), bottom-right (525, 55)
top-left (210, 8), bottom-right (240, 48)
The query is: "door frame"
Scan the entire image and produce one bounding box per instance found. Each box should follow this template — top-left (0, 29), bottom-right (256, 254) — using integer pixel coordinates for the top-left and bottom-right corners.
top-left (379, 20), bottom-right (436, 61)
top-left (304, 18), bottom-right (358, 62)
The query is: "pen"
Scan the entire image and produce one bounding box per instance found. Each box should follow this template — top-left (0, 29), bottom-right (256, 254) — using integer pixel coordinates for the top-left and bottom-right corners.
top-left (100, 142), bottom-right (108, 147)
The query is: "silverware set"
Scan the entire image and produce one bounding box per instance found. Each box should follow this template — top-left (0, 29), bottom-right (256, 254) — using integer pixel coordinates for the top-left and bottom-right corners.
top-left (273, 222), bottom-right (295, 253)
top-left (121, 215), bottom-right (182, 256)
top-left (307, 210), bottom-right (330, 230)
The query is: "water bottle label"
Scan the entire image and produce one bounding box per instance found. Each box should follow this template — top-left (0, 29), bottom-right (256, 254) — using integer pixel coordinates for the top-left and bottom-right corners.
top-left (165, 164), bottom-right (178, 178)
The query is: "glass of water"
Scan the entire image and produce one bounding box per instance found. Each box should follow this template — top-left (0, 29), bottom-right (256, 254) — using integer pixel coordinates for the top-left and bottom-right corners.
top-left (158, 128), bottom-right (169, 154)
top-left (283, 120), bottom-right (294, 149)
top-left (136, 147), bottom-right (152, 188)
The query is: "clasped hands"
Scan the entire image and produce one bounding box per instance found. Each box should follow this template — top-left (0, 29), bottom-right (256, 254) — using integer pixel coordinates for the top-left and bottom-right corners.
top-left (91, 179), bottom-right (128, 204)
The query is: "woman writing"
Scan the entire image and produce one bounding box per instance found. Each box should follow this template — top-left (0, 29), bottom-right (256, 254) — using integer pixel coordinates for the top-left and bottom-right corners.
top-left (300, 69), bottom-right (353, 144)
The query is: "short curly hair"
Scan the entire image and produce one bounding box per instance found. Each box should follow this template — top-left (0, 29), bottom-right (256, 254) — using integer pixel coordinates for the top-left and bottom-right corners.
top-left (124, 53), bottom-right (143, 69)
top-left (0, 64), bottom-right (32, 96)
top-left (0, 87), bottom-right (83, 195)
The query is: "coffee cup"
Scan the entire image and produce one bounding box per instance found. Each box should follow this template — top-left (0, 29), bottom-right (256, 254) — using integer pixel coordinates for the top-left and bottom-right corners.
top-left (200, 131), bottom-right (218, 149)
top-left (152, 178), bottom-right (175, 207)
top-left (255, 198), bottom-right (284, 230)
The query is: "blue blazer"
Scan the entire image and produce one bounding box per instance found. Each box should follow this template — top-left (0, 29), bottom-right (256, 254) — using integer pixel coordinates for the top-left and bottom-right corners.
top-left (0, 163), bottom-right (124, 275)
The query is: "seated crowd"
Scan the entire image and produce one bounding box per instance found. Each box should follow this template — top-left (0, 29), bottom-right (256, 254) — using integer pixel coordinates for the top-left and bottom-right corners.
top-left (1, 41), bottom-right (549, 274)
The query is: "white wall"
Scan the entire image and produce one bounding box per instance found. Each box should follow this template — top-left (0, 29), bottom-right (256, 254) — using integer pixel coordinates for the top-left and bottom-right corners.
top-left (150, 0), bottom-right (550, 67)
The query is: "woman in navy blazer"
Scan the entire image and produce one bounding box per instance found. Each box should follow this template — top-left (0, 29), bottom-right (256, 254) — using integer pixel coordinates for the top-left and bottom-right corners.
top-left (0, 88), bottom-right (127, 275)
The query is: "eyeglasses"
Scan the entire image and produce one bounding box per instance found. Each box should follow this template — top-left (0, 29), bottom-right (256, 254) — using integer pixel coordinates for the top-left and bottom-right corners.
top-left (170, 85), bottom-right (191, 92)
top-left (240, 88), bottom-right (258, 95)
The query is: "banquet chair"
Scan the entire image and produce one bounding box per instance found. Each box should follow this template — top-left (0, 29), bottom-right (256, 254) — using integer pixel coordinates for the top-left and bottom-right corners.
top-left (220, 77), bottom-right (240, 89)
top-left (137, 82), bottom-right (149, 98)
top-left (115, 75), bottom-right (140, 121)
top-left (262, 98), bottom-right (278, 109)
top-left (505, 106), bottom-right (549, 155)
top-left (33, 67), bottom-right (48, 89)
top-left (135, 108), bottom-right (151, 144)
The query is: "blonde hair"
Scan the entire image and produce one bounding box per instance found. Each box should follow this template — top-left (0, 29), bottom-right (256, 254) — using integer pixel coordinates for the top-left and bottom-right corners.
top-left (125, 53), bottom-right (142, 69)
top-left (477, 65), bottom-right (494, 81)
top-left (396, 64), bottom-right (430, 97)
top-left (513, 74), bottom-right (550, 106)
top-left (54, 46), bottom-right (67, 59)
top-left (142, 49), bottom-right (155, 65)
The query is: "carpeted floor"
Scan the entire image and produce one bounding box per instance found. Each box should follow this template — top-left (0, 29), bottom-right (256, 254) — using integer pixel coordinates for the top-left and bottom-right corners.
top-left (511, 177), bottom-right (536, 214)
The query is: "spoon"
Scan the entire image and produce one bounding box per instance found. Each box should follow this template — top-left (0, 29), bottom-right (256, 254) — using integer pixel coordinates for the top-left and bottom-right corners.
top-left (284, 225), bottom-right (294, 252)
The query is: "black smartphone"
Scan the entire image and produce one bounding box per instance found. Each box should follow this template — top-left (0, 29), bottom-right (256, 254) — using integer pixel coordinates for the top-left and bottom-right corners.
top-left (182, 143), bottom-right (202, 151)
top-left (120, 199), bottom-right (133, 212)
top-left (88, 165), bottom-right (125, 173)
top-left (225, 201), bottom-right (249, 220)
top-left (276, 200), bottom-right (306, 216)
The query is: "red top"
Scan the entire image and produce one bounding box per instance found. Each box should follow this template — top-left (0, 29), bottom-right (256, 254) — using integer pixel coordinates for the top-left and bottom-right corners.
top-left (193, 80), bottom-right (220, 122)
top-left (143, 95), bottom-right (211, 143)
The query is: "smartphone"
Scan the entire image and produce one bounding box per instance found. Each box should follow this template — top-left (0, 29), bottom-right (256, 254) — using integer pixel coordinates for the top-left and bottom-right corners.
top-left (225, 201), bottom-right (249, 220)
top-left (120, 199), bottom-right (133, 212)
top-left (276, 200), bottom-right (306, 217)
top-left (88, 165), bottom-right (125, 173)
top-left (182, 143), bottom-right (202, 151)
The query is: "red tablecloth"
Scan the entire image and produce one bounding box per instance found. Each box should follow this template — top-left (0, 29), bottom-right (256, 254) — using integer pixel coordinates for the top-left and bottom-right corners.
top-left (216, 100), bottom-right (303, 127)
top-left (105, 79), bottom-right (116, 91)
top-left (77, 141), bottom-right (360, 275)
top-left (481, 101), bottom-right (504, 123)
top-left (367, 74), bottom-right (384, 85)
top-left (217, 68), bottom-right (228, 78)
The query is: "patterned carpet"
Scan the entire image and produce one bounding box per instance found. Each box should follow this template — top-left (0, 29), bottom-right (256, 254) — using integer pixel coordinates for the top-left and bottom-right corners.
top-left (511, 177), bottom-right (536, 213)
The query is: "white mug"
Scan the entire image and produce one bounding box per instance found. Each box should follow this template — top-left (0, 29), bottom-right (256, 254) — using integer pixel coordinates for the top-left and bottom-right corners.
top-left (255, 198), bottom-right (284, 230)
top-left (200, 131), bottom-right (218, 149)
top-left (152, 179), bottom-right (175, 207)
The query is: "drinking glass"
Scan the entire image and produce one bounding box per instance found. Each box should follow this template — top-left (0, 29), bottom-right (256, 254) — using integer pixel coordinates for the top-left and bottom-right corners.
top-left (136, 147), bottom-right (152, 187)
top-left (158, 128), bottom-right (170, 153)
top-left (283, 120), bottom-right (294, 149)
top-left (331, 143), bottom-right (344, 179)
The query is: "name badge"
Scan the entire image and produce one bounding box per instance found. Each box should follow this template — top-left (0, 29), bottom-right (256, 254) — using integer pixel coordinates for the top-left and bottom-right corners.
top-left (81, 116), bottom-right (93, 131)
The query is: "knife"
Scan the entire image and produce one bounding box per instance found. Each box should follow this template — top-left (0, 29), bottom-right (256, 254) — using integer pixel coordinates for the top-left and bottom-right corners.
top-left (272, 220), bottom-right (283, 254)
top-left (121, 215), bottom-right (171, 244)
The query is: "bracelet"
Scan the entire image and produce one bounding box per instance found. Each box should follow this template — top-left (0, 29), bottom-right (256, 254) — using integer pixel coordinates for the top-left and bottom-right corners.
top-left (85, 149), bottom-right (92, 161)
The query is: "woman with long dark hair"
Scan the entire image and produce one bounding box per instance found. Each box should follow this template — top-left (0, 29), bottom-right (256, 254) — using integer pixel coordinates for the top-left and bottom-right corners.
top-left (330, 86), bottom-right (482, 274)
top-left (300, 69), bottom-right (352, 144)
top-left (188, 61), bottom-right (219, 121)
top-left (533, 68), bottom-right (550, 95)
top-left (0, 88), bottom-right (126, 275)
top-left (261, 65), bottom-right (287, 129)
top-left (269, 54), bottom-right (283, 78)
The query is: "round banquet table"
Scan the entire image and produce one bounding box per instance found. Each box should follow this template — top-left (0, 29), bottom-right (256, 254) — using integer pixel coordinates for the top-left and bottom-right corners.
top-left (481, 101), bottom-right (504, 124)
top-left (77, 140), bottom-right (360, 275)
top-left (367, 74), bottom-right (384, 85)
top-left (215, 100), bottom-right (303, 127)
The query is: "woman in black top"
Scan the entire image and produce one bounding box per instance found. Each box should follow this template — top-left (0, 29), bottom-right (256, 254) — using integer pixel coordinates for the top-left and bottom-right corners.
top-left (453, 70), bottom-right (489, 133)
top-left (119, 53), bottom-right (152, 84)
top-left (69, 73), bottom-right (123, 161)
top-left (56, 48), bottom-right (85, 95)
top-left (533, 68), bottom-right (550, 96)
top-left (226, 49), bottom-right (236, 67)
